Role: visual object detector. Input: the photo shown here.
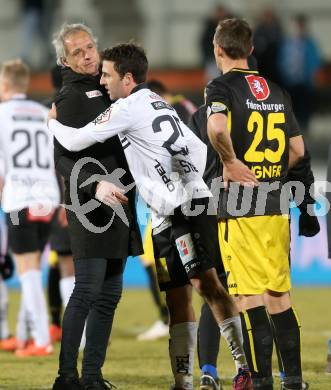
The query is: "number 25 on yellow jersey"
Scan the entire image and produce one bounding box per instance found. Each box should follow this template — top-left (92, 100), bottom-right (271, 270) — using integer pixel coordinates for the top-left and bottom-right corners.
top-left (244, 111), bottom-right (285, 164)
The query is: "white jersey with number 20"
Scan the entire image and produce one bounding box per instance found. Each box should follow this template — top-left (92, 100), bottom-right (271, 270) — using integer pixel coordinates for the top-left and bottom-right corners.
top-left (0, 96), bottom-right (60, 213)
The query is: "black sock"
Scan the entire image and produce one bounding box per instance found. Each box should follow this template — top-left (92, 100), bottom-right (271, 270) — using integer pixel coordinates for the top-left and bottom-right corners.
top-left (198, 302), bottom-right (220, 370)
top-left (160, 305), bottom-right (169, 324)
top-left (270, 314), bottom-right (285, 380)
top-left (270, 308), bottom-right (302, 389)
top-left (196, 274), bottom-right (227, 377)
top-left (48, 265), bottom-right (62, 326)
top-left (240, 306), bottom-right (273, 389)
top-left (145, 264), bottom-right (169, 324)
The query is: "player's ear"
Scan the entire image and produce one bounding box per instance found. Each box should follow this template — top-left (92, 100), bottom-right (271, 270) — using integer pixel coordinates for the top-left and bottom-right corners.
top-left (61, 57), bottom-right (69, 67)
top-left (124, 72), bottom-right (133, 86)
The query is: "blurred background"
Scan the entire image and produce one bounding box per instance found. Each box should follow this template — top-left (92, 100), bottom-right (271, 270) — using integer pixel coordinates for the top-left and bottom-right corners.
top-left (0, 1), bottom-right (330, 153)
top-left (1, 0), bottom-right (330, 287)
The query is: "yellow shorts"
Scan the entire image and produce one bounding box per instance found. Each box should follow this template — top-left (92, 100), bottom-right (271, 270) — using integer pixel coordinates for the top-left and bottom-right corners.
top-left (140, 219), bottom-right (155, 266)
top-left (218, 215), bottom-right (291, 295)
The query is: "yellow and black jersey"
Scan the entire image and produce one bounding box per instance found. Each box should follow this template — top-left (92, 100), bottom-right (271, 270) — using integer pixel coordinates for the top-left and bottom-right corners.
top-left (206, 68), bottom-right (301, 217)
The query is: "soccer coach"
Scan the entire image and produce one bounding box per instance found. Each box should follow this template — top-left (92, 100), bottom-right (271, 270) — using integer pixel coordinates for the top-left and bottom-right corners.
top-left (51, 23), bottom-right (142, 390)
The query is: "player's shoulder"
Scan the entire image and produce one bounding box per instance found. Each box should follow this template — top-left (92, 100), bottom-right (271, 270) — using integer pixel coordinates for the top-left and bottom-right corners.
top-left (0, 101), bottom-right (10, 115)
top-left (129, 85), bottom-right (151, 101)
top-left (123, 86), bottom-right (154, 111)
top-left (207, 75), bottom-right (233, 99)
top-left (23, 99), bottom-right (48, 117)
top-left (208, 75), bottom-right (227, 90)
top-left (0, 99), bottom-right (43, 116)
top-left (27, 99), bottom-right (48, 111)
top-left (260, 75), bottom-right (283, 91)
top-left (260, 77), bottom-right (289, 103)
top-left (0, 99), bottom-right (47, 127)
top-left (275, 83), bottom-right (290, 100)
top-left (113, 94), bottom-right (131, 111)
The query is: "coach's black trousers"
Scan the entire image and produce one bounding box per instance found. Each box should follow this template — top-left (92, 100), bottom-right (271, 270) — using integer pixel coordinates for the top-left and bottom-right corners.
top-left (58, 257), bottom-right (125, 382)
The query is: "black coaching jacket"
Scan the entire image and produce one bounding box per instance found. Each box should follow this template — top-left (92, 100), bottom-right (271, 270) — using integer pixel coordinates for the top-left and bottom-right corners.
top-left (54, 67), bottom-right (143, 259)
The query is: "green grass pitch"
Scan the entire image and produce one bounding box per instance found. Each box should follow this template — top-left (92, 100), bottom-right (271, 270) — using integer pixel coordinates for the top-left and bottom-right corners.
top-left (0, 288), bottom-right (330, 389)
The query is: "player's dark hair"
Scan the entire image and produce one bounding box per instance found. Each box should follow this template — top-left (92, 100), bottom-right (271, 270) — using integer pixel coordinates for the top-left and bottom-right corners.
top-left (101, 43), bottom-right (148, 84)
top-left (214, 18), bottom-right (253, 59)
top-left (146, 79), bottom-right (168, 96)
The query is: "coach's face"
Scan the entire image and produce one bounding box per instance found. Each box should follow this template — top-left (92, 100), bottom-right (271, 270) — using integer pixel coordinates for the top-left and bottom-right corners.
top-left (100, 60), bottom-right (129, 101)
top-left (62, 30), bottom-right (99, 76)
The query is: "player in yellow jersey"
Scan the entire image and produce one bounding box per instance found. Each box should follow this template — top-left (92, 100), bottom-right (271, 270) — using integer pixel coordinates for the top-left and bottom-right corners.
top-left (207, 18), bottom-right (307, 390)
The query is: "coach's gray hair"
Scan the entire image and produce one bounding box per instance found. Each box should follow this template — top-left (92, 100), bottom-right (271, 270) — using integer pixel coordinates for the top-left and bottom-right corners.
top-left (52, 23), bottom-right (98, 66)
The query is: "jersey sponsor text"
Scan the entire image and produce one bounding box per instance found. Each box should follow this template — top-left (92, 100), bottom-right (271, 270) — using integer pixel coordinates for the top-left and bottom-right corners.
top-left (246, 99), bottom-right (285, 112)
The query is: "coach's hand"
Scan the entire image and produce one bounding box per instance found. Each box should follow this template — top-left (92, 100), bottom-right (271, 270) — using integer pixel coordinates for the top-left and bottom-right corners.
top-left (95, 180), bottom-right (128, 206)
top-left (223, 158), bottom-right (258, 190)
top-left (47, 103), bottom-right (57, 125)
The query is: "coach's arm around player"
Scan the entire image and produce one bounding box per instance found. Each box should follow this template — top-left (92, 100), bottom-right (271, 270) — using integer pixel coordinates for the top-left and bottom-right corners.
top-left (48, 103), bottom-right (128, 207)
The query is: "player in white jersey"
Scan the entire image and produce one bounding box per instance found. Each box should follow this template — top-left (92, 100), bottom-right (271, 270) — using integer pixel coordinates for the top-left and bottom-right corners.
top-left (0, 59), bottom-right (60, 357)
top-left (48, 43), bottom-right (253, 390)
top-left (51, 81), bottom-right (209, 226)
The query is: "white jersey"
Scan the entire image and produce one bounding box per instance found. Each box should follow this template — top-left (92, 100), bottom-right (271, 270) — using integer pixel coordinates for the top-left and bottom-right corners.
top-left (49, 86), bottom-right (211, 227)
top-left (0, 95), bottom-right (60, 213)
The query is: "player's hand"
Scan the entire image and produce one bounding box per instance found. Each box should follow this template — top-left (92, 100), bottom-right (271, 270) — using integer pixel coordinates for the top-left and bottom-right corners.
top-left (298, 206), bottom-right (320, 237)
top-left (57, 206), bottom-right (68, 227)
top-left (95, 180), bottom-right (128, 206)
top-left (47, 103), bottom-right (57, 125)
top-left (223, 158), bottom-right (258, 190)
